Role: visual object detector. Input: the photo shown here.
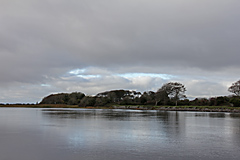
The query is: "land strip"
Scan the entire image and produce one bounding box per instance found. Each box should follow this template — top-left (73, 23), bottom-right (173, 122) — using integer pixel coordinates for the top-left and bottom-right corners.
top-left (1, 104), bottom-right (240, 113)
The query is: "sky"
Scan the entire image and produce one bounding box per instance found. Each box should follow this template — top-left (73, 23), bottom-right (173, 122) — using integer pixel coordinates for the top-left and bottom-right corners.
top-left (0, 0), bottom-right (240, 103)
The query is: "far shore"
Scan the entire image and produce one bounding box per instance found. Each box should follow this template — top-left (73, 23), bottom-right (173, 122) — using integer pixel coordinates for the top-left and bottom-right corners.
top-left (1, 104), bottom-right (240, 113)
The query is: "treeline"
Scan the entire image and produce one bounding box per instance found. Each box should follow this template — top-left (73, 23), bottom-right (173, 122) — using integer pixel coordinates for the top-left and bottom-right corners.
top-left (2, 80), bottom-right (239, 107)
top-left (38, 80), bottom-right (240, 107)
top-left (39, 90), bottom-right (240, 107)
top-left (40, 92), bottom-right (85, 105)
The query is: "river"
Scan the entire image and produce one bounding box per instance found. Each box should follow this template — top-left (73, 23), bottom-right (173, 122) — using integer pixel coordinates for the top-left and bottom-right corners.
top-left (0, 108), bottom-right (240, 160)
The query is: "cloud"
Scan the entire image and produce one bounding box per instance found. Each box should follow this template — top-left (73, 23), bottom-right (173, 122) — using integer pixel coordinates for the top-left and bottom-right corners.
top-left (0, 0), bottom-right (240, 102)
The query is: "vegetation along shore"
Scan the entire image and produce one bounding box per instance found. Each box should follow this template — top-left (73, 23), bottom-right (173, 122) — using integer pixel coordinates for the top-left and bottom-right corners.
top-left (1, 80), bottom-right (240, 113)
top-left (1, 104), bottom-right (240, 113)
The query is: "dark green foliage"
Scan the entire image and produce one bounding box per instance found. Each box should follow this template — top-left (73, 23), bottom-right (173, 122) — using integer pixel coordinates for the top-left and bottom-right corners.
top-left (140, 96), bottom-right (147, 104)
top-left (216, 97), bottom-right (225, 106)
top-left (208, 96), bottom-right (231, 106)
top-left (230, 97), bottom-right (240, 107)
top-left (40, 92), bottom-right (85, 105)
top-left (78, 96), bottom-right (96, 107)
top-left (96, 90), bottom-right (142, 104)
top-left (40, 93), bottom-right (66, 104)
top-left (190, 98), bottom-right (209, 106)
top-left (158, 82), bottom-right (186, 106)
top-left (68, 92), bottom-right (85, 105)
top-left (39, 80), bottom-right (240, 108)
top-left (94, 97), bottom-right (111, 106)
top-left (178, 99), bottom-right (190, 106)
top-left (155, 89), bottom-right (169, 105)
top-left (140, 91), bottom-right (155, 105)
top-left (210, 97), bottom-right (218, 106)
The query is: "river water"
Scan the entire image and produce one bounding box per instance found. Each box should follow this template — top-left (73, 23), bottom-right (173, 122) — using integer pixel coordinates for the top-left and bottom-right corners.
top-left (0, 108), bottom-right (240, 160)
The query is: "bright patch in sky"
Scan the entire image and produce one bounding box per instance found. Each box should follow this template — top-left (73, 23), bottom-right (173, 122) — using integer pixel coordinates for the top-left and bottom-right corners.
top-left (68, 68), bottom-right (174, 80)
top-left (76, 75), bottom-right (101, 78)
top-left (117, 73), bottom-right (174, 80)
top-left (69, 69), bottom-right (86, 75)
top-left (41, 84), bottom-right (51, 87)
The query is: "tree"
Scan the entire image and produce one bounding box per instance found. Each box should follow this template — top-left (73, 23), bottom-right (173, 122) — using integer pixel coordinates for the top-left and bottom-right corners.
top-left (140, 91), bottom-right (155, 105)
top-left (230, 97), bottom-right (240, 107)
top-left (96, 90), bottom-right (142, 104)
top-left (155, 89), bottom-right (169, 106)
top-left (40, 92), bottom-right (85, 105)
top-left (228, 80), bottom-right (240, 96)
top-left (78, 96), bottom-right (96, 107)
top-left (160, 82), bottom-right (186, 106)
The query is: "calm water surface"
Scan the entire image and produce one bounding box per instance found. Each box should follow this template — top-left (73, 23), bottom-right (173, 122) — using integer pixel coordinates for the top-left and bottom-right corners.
top-left (0, 108), bottom-right (240, 160)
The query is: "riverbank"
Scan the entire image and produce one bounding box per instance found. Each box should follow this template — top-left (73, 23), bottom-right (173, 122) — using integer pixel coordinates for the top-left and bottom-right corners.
top-left (110, 105), bottom-right (240, 113)
top-left (1, 104), bottom-right (240, 113)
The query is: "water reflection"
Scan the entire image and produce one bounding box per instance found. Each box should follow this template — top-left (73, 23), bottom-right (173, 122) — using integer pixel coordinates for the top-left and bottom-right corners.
top-left (1, 108), bottom-right (240, 160)
top-left (209, 112), bottom-right (226, 118)
top-left (230, 113), bottom-right (240, 118)
top-left (41, 109), bottom-right (240, 142)
top-left (42, 109), bottom-right (161, 120)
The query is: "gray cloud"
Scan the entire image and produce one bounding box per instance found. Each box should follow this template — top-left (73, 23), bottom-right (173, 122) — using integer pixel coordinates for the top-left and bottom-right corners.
top-left (0, 0), bottom-right (240, 102)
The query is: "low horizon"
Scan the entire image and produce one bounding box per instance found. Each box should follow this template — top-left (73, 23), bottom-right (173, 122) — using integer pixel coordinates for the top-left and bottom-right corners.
top-left (0, 86), bottom-right (237, 104)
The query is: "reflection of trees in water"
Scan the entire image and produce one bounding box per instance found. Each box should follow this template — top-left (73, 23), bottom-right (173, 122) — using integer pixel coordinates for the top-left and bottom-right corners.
top-left (42, 109), bottom-right (171, 121)
top-left (209, 113), bottom-right (226, 118)
top-left (41, 109), bottom-right (240, 145)
top-left (42, 109), bottom-right (180, 122)
top-left (42, 109), bottom-right (187, 141)
top-left (42, 109), bottom-right (182, 123)
top-left (157, 111), bottom-right (186, 138)
top-left (229, 113), bottom-right (240, 146)
top-left (42, 109), bottom-right (98, 119)
top-left (156, 111), bottom-right (239, 139)
top-left (194, 113), bottom-right (208, 117)
top-left (42, 109), bottom-right (239, 122)
top-left (229, 113), bottom-right (240, 118)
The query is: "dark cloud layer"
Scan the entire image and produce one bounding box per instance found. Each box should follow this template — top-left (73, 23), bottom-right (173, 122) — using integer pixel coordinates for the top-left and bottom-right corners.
top-left (1, 0), bottom-right (240, 102)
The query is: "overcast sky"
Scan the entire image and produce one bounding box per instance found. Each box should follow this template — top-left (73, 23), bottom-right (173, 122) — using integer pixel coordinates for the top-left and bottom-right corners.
top-left (1, 0), bottom-right (240, 103)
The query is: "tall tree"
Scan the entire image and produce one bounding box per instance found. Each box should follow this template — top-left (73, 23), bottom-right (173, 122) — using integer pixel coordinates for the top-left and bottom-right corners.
top-left (160, 82), bottom-right (186, 106)
top-left (228, 80), bottom-right (240, 96)
top-left (155, 89), bottom-right (169, 106)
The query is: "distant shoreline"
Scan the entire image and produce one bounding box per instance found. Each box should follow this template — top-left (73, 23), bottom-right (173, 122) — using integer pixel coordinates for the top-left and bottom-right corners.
top-left (1, 104), bottom-right (240, 113)
top-left (110, 105), bottom-right (240, 113)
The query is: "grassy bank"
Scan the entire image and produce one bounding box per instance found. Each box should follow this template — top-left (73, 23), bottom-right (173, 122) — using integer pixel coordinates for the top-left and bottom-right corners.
top-left (155, 105), bottom-right (240, 110)
top-left (1, 104), bottom-right (240, 112)
top-left (153, 105), bottom-right (240, 113)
